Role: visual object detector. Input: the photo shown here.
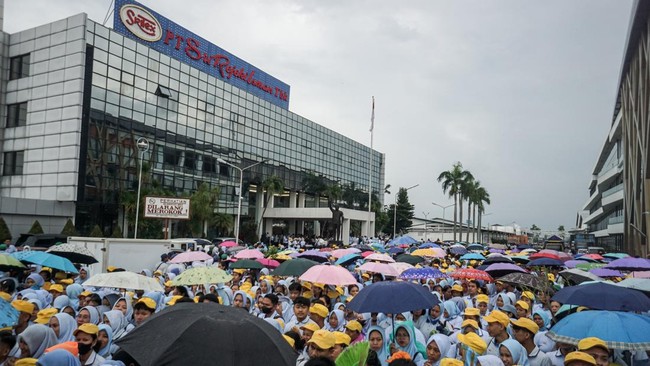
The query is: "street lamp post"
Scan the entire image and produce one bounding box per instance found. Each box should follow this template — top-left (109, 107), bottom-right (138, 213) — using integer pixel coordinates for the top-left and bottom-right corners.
top-left (393, 184), bottom-right (419, 239)
top-left (432, 202), bottom-right (455, 221)
top-left (479, 212), bottom-right (492, 243)
top-left (134, 137), bottom-right (149, 239)
top-left (422, 211), bottom-right (429, 240)
top-left (217, 158), bottom-right (268, 242)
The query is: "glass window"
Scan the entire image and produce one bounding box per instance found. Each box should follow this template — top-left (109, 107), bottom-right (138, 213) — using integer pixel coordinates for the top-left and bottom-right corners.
top-left (10, 54), bottom-right (30, 80)
top-left (6, 102), bottom-right (27, 127)
top-left (3, 151), bottom-right (24, 175)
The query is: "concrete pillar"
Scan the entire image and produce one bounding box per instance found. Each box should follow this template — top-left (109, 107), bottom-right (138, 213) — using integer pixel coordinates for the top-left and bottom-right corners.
top-left (361, 221), bottom-right (368, 238)
top-left (298, 193), bottom-right (306, 208)
top-left (314, 220), bottom-right (321, 236)
top-left (342, 219), bottom-right (351, 245)
top-left (289, 191), bottom-right (297, 208)
top-left (264, 218), bottom-right (274, 236)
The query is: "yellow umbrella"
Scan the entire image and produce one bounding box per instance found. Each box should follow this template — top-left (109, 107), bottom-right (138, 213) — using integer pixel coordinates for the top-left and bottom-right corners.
top-left (411, 248), bottom-right (446, 258)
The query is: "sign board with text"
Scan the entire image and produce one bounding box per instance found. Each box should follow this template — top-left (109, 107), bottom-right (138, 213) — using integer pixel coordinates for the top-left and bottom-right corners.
top-left (113, 0), bottom-right (290, 109)
top-left (144, 196), bottom-right (190, 219)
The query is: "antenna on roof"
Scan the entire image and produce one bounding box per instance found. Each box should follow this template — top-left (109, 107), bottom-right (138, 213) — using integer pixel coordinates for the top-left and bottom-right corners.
top-left (102, 0), bottom-right (115, 26)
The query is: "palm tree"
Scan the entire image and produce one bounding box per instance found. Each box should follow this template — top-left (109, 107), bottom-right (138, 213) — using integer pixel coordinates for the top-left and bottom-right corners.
top-left (189, 183), bottom-right (220, 237)
top-left (467, 180), bottom-right (489, 242)
top-left (302, 172), bottom-right (330, 207)
top-left (475, 185), bottom-right (491, 243)
top-left (257, 175), bottom-right (284, 233)
top-left (465, 179), bottom-right (477, 243)
top-left (437, 162), bottom-right (473, 242)
top-left (212, 213), bottom-right (233, 236)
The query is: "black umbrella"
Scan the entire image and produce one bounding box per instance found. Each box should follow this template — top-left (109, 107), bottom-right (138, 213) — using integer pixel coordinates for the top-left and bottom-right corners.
top-left (498, 272), bottom-right (547, 292)
top-left (395, 254), bottom-right (425, 265)
top-left (270, 258), bottom-right (319, 276)
top-left (354, 245), bottom-right (374, 252)
top-left (551, 282), bottom-right (650, 312)
top-left (45, 243), bottom-right (98, 264)
top-left (482, 256), bottom-right (514, 265)
top-left (230, 259), bottom-right (264, 270)
top-left (116, 303), bottom-right (297, 366)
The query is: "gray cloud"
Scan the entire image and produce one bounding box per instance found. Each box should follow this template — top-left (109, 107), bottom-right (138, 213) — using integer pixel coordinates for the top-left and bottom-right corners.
top-left (4, 0), bottom-right (634, 231)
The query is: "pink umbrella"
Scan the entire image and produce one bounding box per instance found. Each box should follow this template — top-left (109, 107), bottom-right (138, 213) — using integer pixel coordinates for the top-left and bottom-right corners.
top-left (169, 251), bottom-right (213, 263)
top-left (299, 265), bottom-right (357, 286)
top-left (331, 248), bottom-right (360, 258)
top-left (256, 258), bottom-right (280, 268)
top-left (631, 271), bottom-right (650, 278)
top-left (219, 241), bottom-right (238, 248)
top-left (365, 253), bottom-right (395, 263)
top-left (388, 262), bottom-right (414, 275)
top-left (357, 262), bottom-right (399, 277)
top-left (234, 249), bottom-right (265, 260)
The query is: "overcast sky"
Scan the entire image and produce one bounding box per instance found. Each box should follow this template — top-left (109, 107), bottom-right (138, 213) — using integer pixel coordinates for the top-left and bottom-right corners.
top-left (4, 0), bottom-right (634, 232)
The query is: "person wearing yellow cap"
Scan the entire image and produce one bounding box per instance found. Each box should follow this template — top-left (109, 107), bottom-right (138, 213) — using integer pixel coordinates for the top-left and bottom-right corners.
top-left (133, 298), bottom-right (156, 327)
top-left (511, 318), bottom-right (551, 366)
top-left (515, 300), bottom-right (530, 319)
top-left (344, 320), bottom-right (364, 344)
top-left (521, 291), bottom-right (535, 308)
top-left (34, 308), bottom-right (58, 325)
top-left (440, 358), bottom-right (464, 366)
top-left (577, 338), bottom-right (610, 366)
top-left (458, 331), bottom-right (487, 365)
top-left (332, 331), bottom-right (351, 359)
top-left (483, 310), bottom-right (513, 356)
top-left (475, 294), bottom-right (490, 317)
top-left (74, 323), bottom-right (104, 365)
top-left (306, 329), bottom-right (336, 362)
top-left (309, 303), bottom-right (328, 329)
top-left (11, 300), bottom-right (35, 335)
top-left (564, 351), bottom-right (597, 366)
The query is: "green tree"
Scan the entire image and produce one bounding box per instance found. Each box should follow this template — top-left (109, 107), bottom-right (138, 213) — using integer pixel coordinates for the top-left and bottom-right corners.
top-left (212, 213), bottom-right (234, 237)
top-left (530, 224), bottom-right (541, 244)
top-left (468, 181), bottom-right (490, 243)
top-left (438, 162), bottom-right (473, 242)
top-left (189, 183), bottom-right (220, 237)
top-left (0, 217), bottom-right (11, 242)
top-left (257, 175), bottom-right (284, 235)
top-left (240, 219), bottom-right (258, 245)
top-left (29, 220), bottom-right (44, 235)
top-left (558, 225), bottom-right (566, 239)
top-left (60, 219), bottom-right (78, 236)
top-left (388, 187), bottom-right (416, 236)
top-left (111, 225), bottom-right (123, 238)
top-left (531, 224), bottom-right (540, 231)
top-left (89, 225), bottom-right (104, 237)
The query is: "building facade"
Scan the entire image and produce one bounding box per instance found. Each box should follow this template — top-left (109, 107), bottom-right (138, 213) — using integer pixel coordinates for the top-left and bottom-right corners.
top-left (0, 1), bottom-right (384, 242)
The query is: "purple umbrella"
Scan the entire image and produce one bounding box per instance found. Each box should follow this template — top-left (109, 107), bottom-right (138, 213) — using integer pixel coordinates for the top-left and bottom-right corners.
top-left (484, 263), bottom-right (528, 278)
top-left (590, 268), bottom-right (623, 277)
top-left (604, 258), bottom-right (650, 272)
top-left (564, 260), bottom-right (582, 269)
top-left (488, 248), bottom-right (505, 254)
top-left (297, 250), bottom-right (330, 263)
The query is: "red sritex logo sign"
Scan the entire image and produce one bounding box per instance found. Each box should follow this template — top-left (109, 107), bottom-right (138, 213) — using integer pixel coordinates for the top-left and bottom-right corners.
top-left (119, 4), bottom-right (162, 42)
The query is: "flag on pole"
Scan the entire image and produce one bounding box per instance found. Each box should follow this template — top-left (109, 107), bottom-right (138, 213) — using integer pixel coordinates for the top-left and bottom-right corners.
top-left (369, 96), bottom-right (375, 132)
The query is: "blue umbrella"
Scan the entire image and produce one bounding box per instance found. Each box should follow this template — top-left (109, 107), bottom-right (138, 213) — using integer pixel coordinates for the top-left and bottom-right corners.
top-left (387, 247), bottom-right (405, 255)
top-left (460, 253), bottom-right (486, 261)
top-left (418, 242), bottom-right (440, 249)
top-left (551, 282), bottom-right (650, 312)
top-left (335, 253), bottom-right (361, 266)
top-left (548, 311), bottom-right (650, 350)
top-left (12, 251), bottom-right (78, 273)
top-left (527, 258), bottom-right (564, 267)
top-left (449, 246), bottom-right (467, 255)
top-left (466, 243), bottom-right (484, 251)
top-left (370, 243), bottom-right (386, 253)
top-left (347, 281), bottom-right (440, 314)
top-left (398, 267), bottom-right (448, 280)
top-left (387, 235), bottom-right (418, 247)
top-left (0, 298), bottom-right (19, 329)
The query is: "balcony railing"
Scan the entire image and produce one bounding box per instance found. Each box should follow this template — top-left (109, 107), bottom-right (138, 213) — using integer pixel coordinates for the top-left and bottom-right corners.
top-left (602, 184), bottom-right (623, 198)
top-left (608, 216), bottom-right (624, 225)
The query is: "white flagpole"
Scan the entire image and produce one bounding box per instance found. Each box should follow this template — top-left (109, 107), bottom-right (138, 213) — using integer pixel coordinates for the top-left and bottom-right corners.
top-left (368, 97), bottom-right (375, 239)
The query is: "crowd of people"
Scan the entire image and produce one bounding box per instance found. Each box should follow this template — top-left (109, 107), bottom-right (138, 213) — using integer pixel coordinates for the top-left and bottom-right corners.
top-left (0, 239), bottom-right (648, 366)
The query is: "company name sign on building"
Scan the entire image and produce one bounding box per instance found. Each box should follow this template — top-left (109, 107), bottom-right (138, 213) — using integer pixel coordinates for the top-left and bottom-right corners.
top-left (114, 0), bottom-right (291, 109)
top-left (144, 197), bottom-right (190, 219)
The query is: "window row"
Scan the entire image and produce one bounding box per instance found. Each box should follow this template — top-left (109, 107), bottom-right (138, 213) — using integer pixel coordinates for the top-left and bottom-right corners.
top-left (3, 151), bottom-right (24, 176)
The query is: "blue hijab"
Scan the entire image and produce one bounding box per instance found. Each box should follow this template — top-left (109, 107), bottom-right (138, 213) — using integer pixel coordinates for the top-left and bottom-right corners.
top-left (533, 309), bottom-right (550, 331)
top-left (37, 349), bottom-right (81, 366)
top-left (390, 321), bottom-right (426, 360)
top-left (426, 334), bottom-right (452, 366)
top-left (97, 324), bottom-right (113, 358)
top-left (325, 309), bottom-right (346, 332)
top-left (53, 312), bottom-right (77, 343)
top-left (500, 339), bottom-right (530, 366)
top-left (426, 303), bottom-right (444, 325)
top-left (442, 301), bottom-right (460, 320)
top-left (368, 325), bottom-right (390, 366)
top-left (65, 284), bottom-right (83, 310)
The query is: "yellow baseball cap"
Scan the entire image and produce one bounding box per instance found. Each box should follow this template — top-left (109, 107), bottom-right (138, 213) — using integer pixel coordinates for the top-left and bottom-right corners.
top-left (308, 330), bottom-right (336, 349)
top-left (12, 300), bottom-right (35, 314)
top-left (137, 297), bottom-right (157, 310)
top-left (461, 319), bottom-right (479, 330)
top-left (475, 294), bottom-right (489, 304)
top-left (345, 320), bottom-right (363, 332)
top-left (451, 284), bottom-right (464, 292)
top-left (59, 279), bottom-right (73, 285)
top-left (564, 351), bottom-right (597, 366)
top-left (164, 280), bottom-right (173, 287)
top-left (283, 334), bottom-right (295, 348)
top-left (457, 332), bottom-right (487, 355)
top-left (521, 291), bottom-right (535, 301)
top-left (333, 331), bottom-right (351, 346)
top-left (14, 359), bottom-right (37, 366)
top-left (166, 295), bottom-right (183, 305)
top-left (48, 284), bottom-right (64, 293)
top-left (0, 292), bottom-right (11, 302)
top-left (34, 308), bottom-right (58, 324)
top-left (74, 323), bottom-right (99, 336)
top-left (310, 303), bottom-right (329, 318)
top-left (578, 337), bottom-right (609, 353)
top-left (548, 273), bottom-right (556, 282)
top-left (483, 310), bottom-right (509, 327)
top-left (300, 323), bottom-right (321, 333)
top-left (79, 290), bottom-right (92, 297)
top-left (313, 283), bottom-right (325, 289)
top-left (233, 269), bottom-right (246, 274)
top-left (515, 300), bottom-right (530, 311)
top-left (441, 359), bottom-right (463, 366)
top-left (511, 317), bottom-right (539, 334)
top-left (463, 308), bottom-right (480, 317)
